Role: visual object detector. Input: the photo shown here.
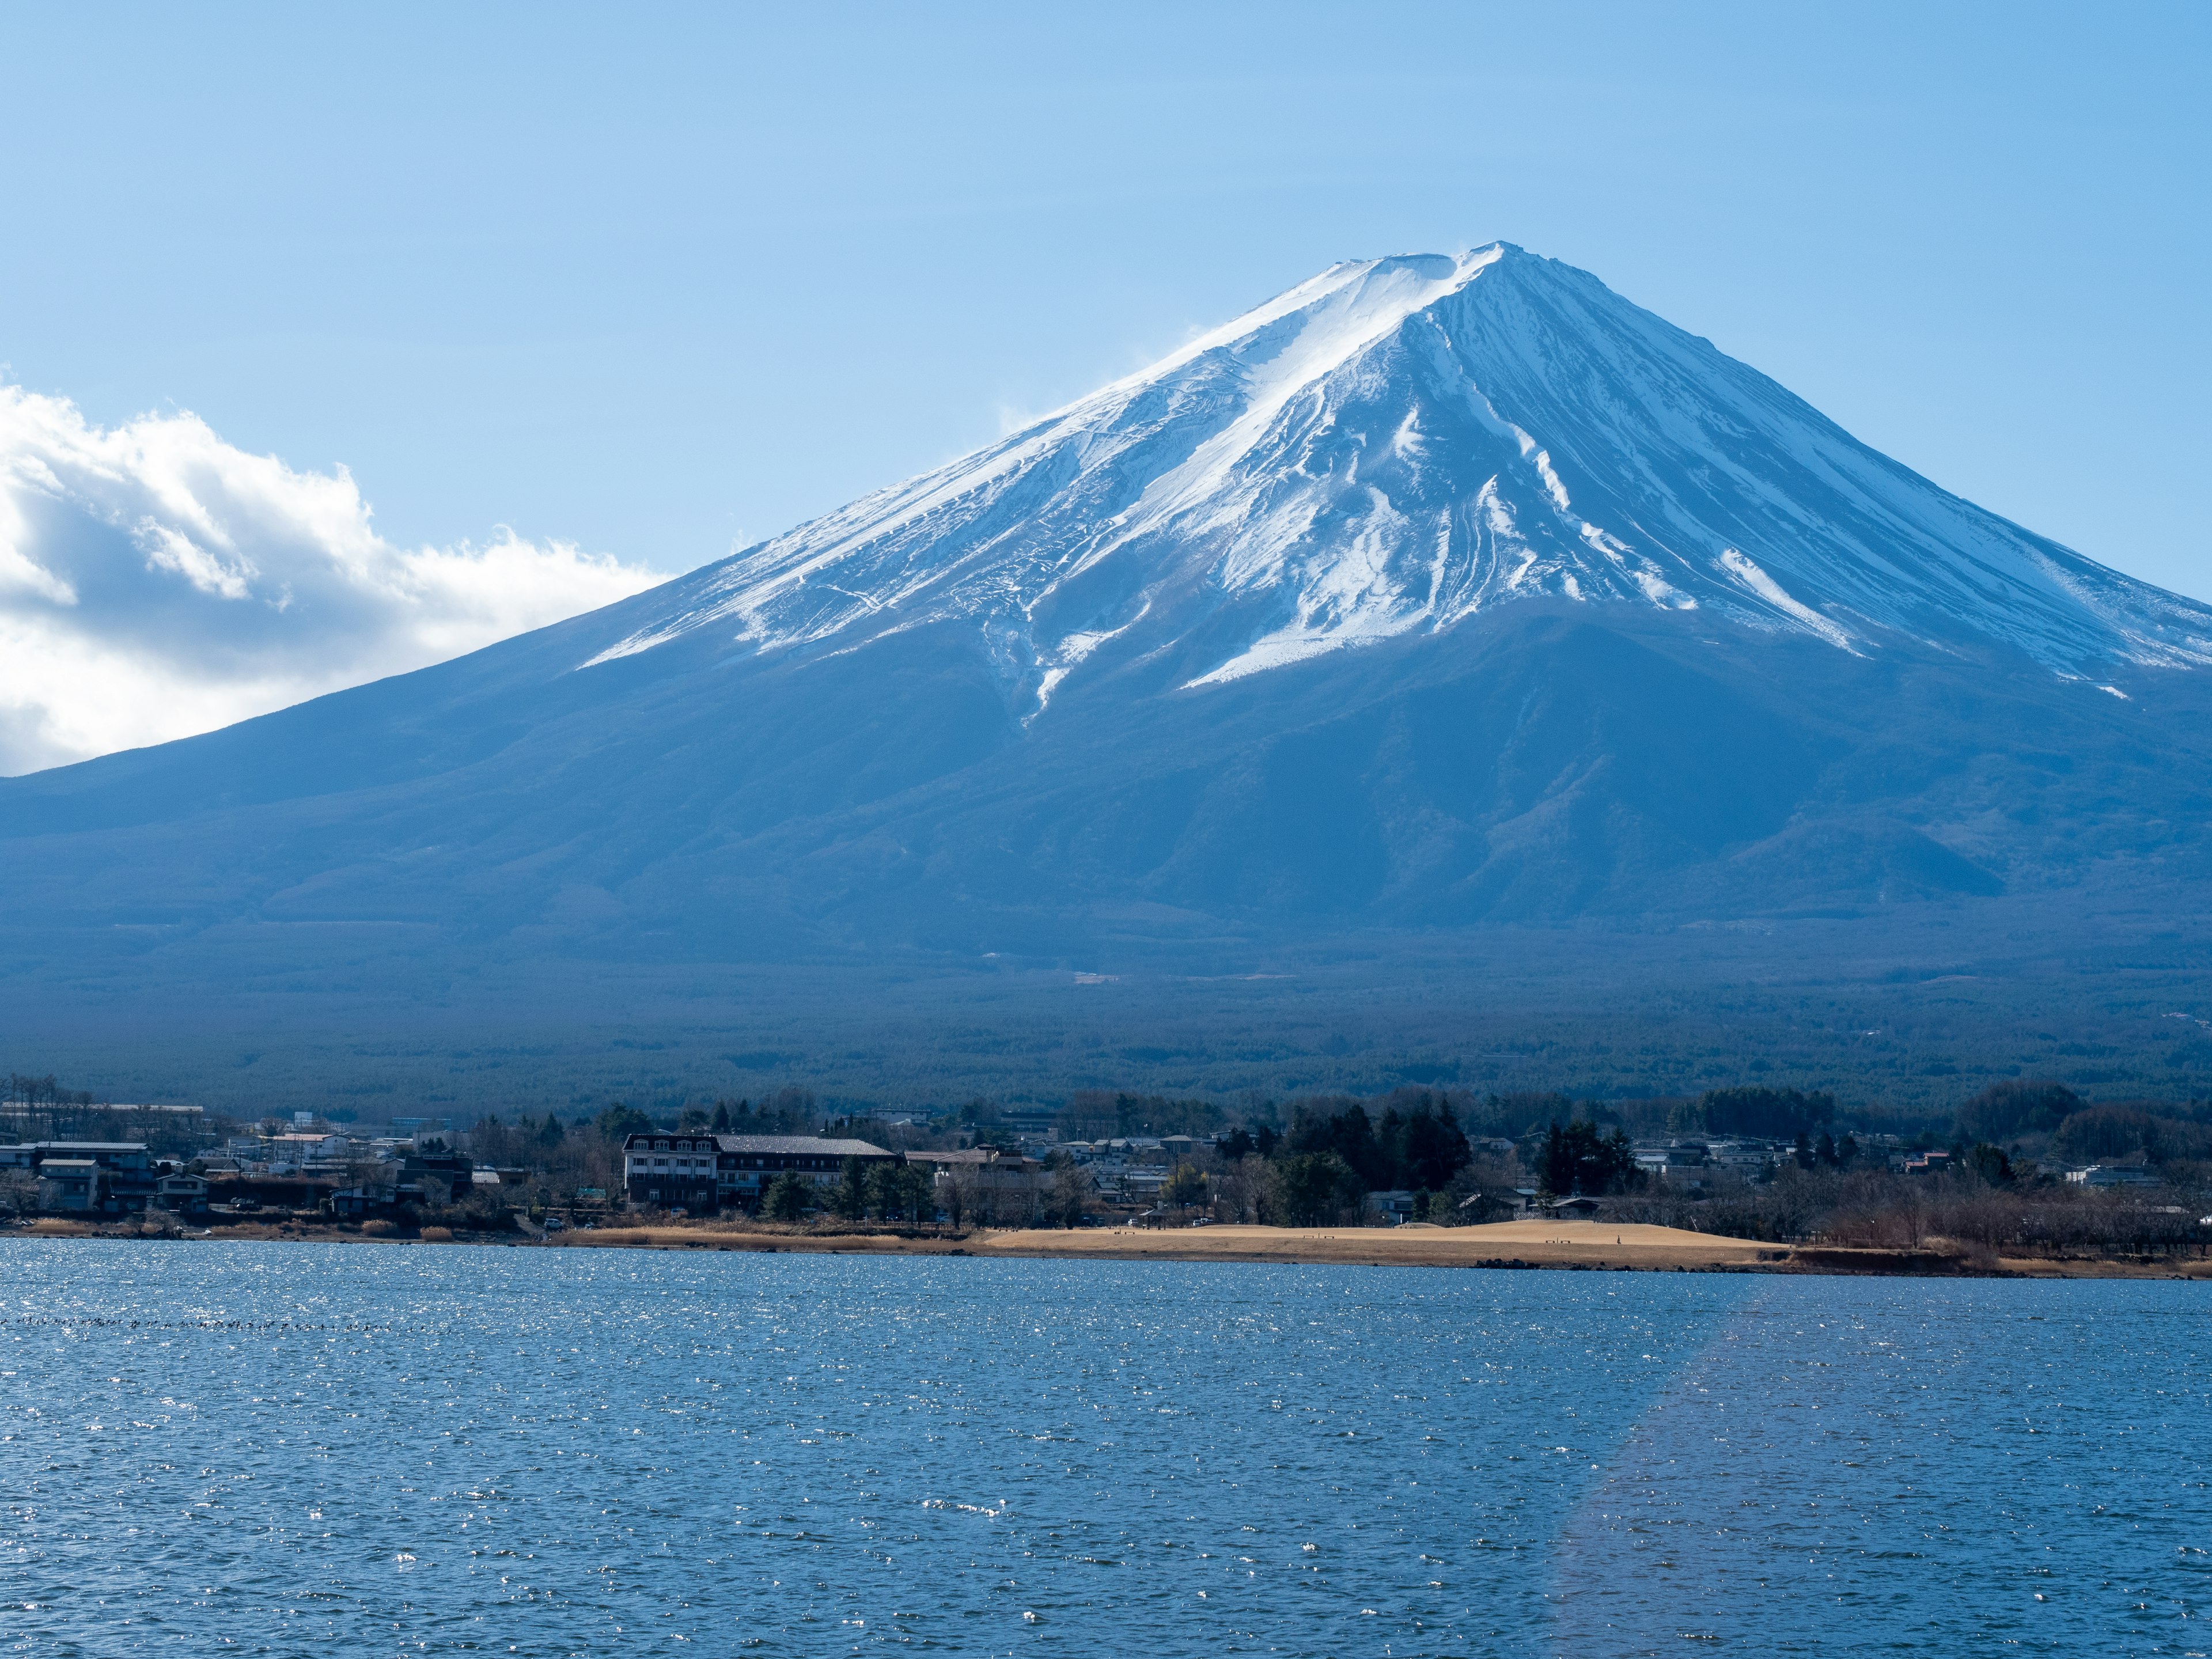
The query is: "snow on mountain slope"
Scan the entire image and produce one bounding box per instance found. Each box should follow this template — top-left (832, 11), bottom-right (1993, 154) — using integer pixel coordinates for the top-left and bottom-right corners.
top-left (609, 242), bottom-right (2212, 699)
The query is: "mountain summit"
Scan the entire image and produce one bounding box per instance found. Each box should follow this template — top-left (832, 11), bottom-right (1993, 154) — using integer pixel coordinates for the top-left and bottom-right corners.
top-left (5, 245), bottom-right (2212, 1107)
top-left (597, 244), bottom-right (2210, 699)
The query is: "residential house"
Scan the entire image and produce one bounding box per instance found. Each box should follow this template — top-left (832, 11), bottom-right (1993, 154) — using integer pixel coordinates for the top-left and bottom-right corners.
top-left (1633, 1141), bottom-right (1710, 1182)
top-left (20, 1142), bottom-right (158, 1213)
top-left (37, 1159), bottom-right (103, 1212)
top-left (154, 1172), bottom-right (210, 1214)
top-left (1457, 1187), bottom-right (1540, 1221)
top-left (1366, 1189), bottom-right (1418, 1223)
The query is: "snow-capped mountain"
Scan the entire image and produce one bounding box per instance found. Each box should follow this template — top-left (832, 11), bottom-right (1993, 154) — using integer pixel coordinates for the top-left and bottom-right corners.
top-left (6, 243), bottom-right (2212, 1106)
top-left (592, 244), bottom-right (2212, 702)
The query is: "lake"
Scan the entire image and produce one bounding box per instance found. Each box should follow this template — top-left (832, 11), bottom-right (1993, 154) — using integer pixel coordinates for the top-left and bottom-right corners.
top-left (2, 1240), bottom-right (2206, 1654)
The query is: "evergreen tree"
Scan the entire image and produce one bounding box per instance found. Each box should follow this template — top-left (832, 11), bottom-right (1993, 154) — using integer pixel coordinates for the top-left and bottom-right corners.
top-left (1277, 1152), bottom-right (1362, 1225)
top-left (865, 1162), bottom-right (932, 1222)
top-left (1540, 1121), bottom-right (1638, 1196)
top-left (762, 1172), bottom-right (812, 1222)
top-left (834, 1156), bottom-right (869, 1220)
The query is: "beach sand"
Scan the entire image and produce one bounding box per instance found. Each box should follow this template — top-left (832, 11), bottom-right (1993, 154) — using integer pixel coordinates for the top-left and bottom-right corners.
top-left (542, 1217), bottom-right (1783, 1271)
top-left (16, 1216), bottom-right (2207, 1276)
top-left (971, 1219), bottom-right (1783, 1270)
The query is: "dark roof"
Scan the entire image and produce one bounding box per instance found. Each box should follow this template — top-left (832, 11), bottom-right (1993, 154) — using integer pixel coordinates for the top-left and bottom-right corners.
top-left (718, 1135), bottom-right (892, 1157)
top-left (620, 1132), bottom-right (892, 1157)
top-left (30, 1141), bottom-right (149, 1153)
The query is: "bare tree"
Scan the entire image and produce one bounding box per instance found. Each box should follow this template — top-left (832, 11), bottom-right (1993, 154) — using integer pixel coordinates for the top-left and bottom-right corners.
top-left (1213, 1155), bottom-right (1281, 1224)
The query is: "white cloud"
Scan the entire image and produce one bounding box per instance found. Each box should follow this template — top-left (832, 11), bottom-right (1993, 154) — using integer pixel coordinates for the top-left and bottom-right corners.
top-left (0, 385), bottom-right (673, 774)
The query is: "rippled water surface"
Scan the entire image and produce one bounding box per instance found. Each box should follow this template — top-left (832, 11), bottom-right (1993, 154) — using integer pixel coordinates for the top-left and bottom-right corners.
top-left (2, 1240), bottom-right (2207, 1655)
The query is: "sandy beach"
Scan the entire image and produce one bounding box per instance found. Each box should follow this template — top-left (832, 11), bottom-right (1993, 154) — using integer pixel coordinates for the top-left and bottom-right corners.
top-left (970, 1219), bottom-right (1787, 1270)
top-left (16, 1215), bottom-right (2209, 1277)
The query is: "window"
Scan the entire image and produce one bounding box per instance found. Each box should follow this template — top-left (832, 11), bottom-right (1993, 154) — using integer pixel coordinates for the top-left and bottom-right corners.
top-left (655, 1140), bottom-right (669, 1151)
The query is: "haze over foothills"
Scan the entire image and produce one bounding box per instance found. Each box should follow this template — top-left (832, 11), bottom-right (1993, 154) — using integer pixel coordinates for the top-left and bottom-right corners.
top-left (2, 3), bottom-right (2210, 1120)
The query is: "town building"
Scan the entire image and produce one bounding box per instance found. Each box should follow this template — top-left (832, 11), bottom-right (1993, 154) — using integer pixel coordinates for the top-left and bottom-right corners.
top-left (620, 1132), bottom-right (897, 1210)
top-left (37, 1159), bottom-right (103, 1211)
top-left (6, 1141), bottom-right (160, 1214)
top-left (154, 1172), bottom-right (209, 1214)
top-left (903, 1146), bottom-right (1047, 1219)
top-left (260, 1132), bottom-right (353, 1175)
top-left (2066, 1165), bottom-right (2164, 1188)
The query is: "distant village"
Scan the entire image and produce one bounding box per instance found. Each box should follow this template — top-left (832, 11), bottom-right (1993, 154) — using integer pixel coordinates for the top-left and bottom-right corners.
top-left (2, 1077), bottom-right (2204, 1262)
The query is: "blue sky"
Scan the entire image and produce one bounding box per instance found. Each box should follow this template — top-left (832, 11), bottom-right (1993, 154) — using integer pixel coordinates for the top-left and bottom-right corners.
top-left (0, 2), bottom-right (2206, 766)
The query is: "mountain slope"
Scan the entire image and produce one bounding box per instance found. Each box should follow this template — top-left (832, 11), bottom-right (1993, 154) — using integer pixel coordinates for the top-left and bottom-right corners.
top-left (3, 244), bottom-right (2211, 1105)
top-left (592, 244), bottom-right (2212, 699)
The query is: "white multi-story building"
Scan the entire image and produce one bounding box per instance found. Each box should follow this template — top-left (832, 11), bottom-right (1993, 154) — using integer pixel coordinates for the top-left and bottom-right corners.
top-left (621, 1132), bottom-right (896, 1210)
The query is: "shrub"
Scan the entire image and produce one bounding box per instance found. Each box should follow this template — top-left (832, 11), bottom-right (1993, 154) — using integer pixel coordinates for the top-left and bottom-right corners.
top-left (361, 1218), bottom-right (397, 1237)
top-left (419, 1225), bottom-right (456, 1243)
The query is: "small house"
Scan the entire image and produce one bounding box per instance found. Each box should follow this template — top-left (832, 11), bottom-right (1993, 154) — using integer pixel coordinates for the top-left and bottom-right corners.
top-left (154, 1172), bottom-right (209, 1214)
top-left (37, 1159), bottom-right (103, 1212)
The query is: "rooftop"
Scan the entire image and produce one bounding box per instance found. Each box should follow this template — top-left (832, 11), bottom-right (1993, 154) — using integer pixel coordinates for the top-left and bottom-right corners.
top-left (25, 1141), bottom-right (149, 1153)
top-left (721, 1135), bottom-right (892, 1157)
top-left (622, 1132), bottom-right (892, 1157)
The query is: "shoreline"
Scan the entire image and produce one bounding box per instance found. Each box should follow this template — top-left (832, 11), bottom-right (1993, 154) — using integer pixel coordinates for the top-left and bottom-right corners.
top-left (10, 1217), bottom-right (2207, 1278)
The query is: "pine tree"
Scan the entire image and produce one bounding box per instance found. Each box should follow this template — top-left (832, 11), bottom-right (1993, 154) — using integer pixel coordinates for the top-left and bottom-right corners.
top-left (762, 1172), bottom-right (812, 1222)
top-left (835, 1156), bottom-right (869, 1220)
